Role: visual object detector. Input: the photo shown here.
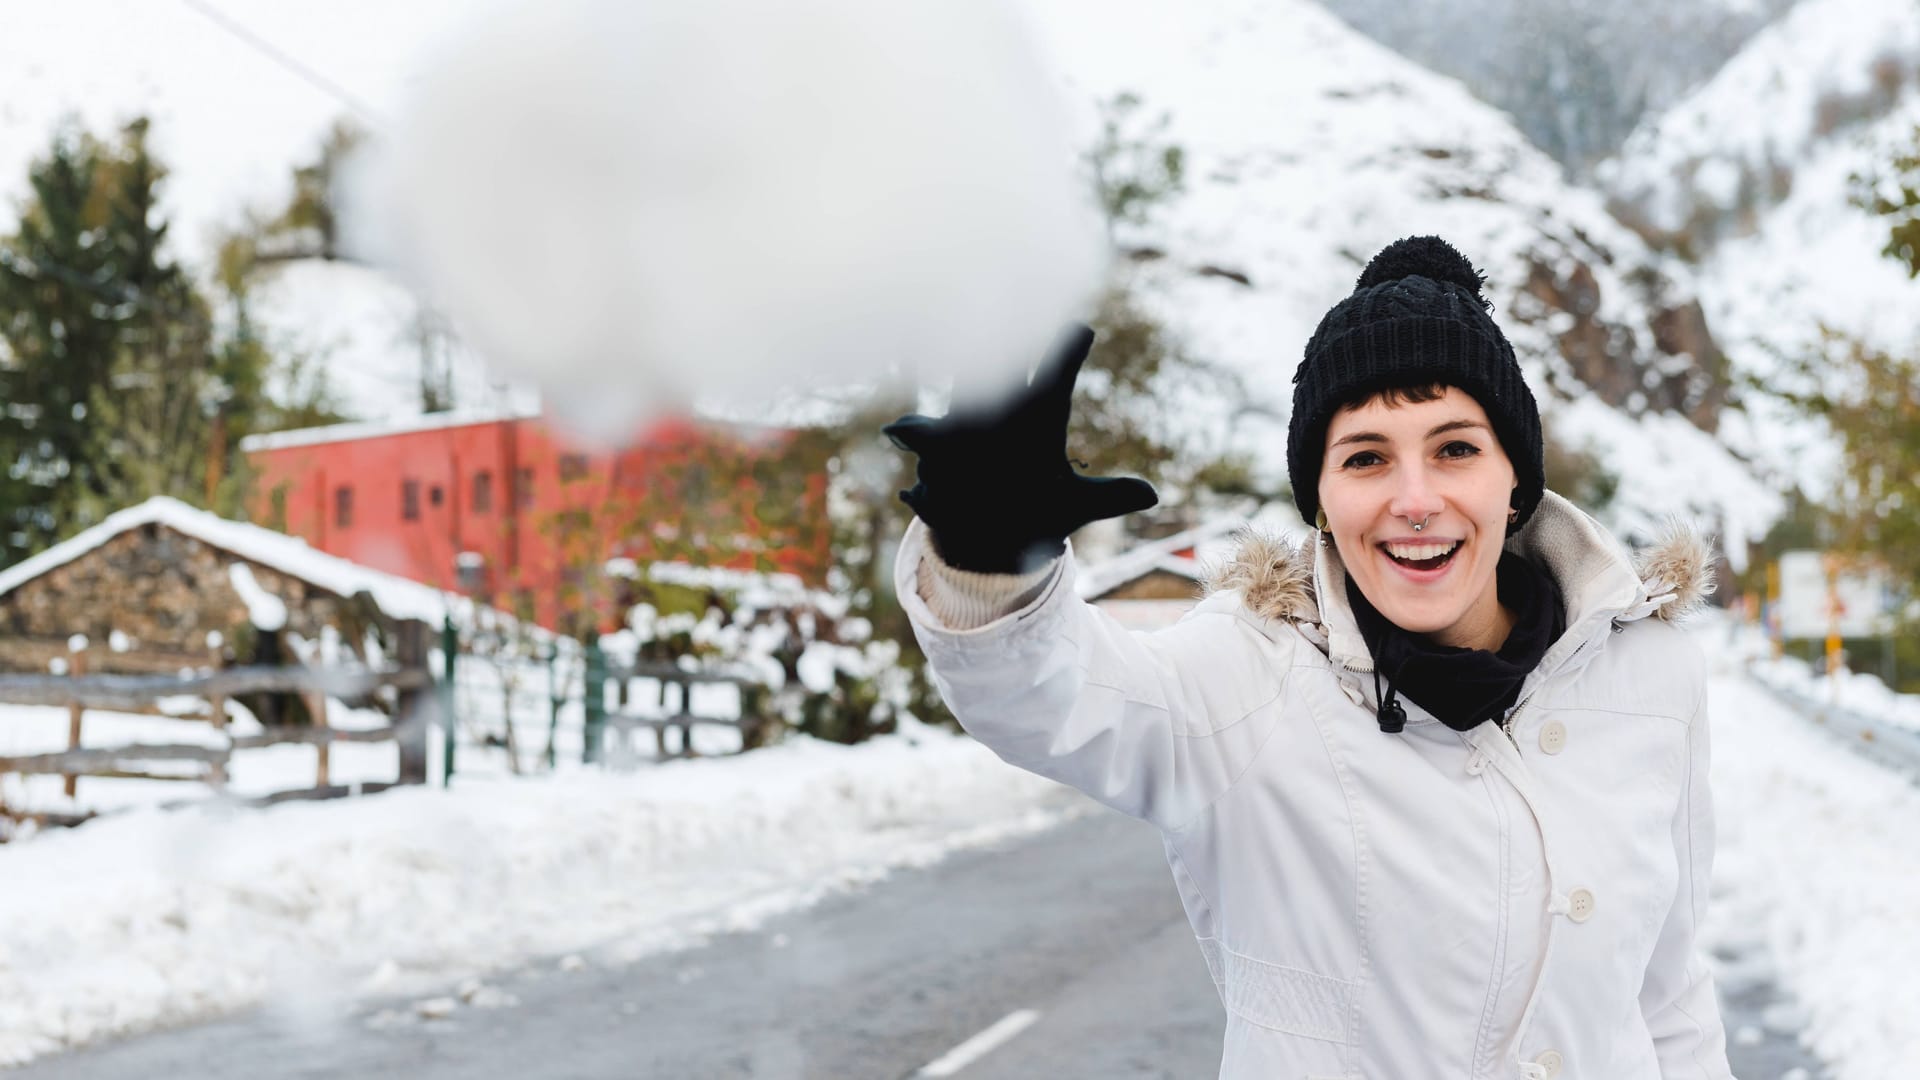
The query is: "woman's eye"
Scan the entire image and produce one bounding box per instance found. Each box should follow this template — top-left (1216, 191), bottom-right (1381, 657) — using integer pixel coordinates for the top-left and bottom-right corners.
top-left (1341, 451), bottom-right (1382, 469)
top-left (1440, 441), bottom-right (1481, 460)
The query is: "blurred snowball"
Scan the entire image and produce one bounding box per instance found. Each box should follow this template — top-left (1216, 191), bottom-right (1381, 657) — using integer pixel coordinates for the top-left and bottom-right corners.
top-left (380, 0), bottom-right (1105, 438)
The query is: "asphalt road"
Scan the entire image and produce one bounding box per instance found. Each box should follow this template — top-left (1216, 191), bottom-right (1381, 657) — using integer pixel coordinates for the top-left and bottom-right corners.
top-left (14, 796), bottom-right (1830, 1079)
top-left (13, 806), bottom-right (1222, 1079)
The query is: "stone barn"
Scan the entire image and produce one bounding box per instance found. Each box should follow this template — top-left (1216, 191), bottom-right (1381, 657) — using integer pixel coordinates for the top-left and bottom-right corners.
top-left (0, 496), bottom-right (476, 677)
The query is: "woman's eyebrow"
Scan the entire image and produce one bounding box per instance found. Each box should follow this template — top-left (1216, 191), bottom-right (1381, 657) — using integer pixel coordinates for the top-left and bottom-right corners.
top-left (1425, 419), bottom-right (1490, 439)
top-left (1329, 418), bottom-right (1489, 448)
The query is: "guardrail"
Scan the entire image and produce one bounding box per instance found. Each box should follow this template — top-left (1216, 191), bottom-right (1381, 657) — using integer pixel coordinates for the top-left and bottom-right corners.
top-left (1745, 664), bottom-right (1920, 784)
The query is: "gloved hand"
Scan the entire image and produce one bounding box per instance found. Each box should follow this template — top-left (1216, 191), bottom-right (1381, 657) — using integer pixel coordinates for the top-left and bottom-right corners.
top-left (883, 323), bottom-right (1159, 574)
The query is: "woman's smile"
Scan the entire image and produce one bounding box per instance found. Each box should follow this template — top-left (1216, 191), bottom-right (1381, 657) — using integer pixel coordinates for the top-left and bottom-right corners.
top-left (1378, 537), bottom-right (1463, 576)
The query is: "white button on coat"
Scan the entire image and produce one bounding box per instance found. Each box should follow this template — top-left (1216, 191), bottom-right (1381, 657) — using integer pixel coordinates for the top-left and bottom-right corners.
top-left (1568, 888), bottom-right (1597, 922)
top-left (1539, 719), bottom-right (1568, 754)
top-left (1533, 1048), bottom-right (1565, 1077)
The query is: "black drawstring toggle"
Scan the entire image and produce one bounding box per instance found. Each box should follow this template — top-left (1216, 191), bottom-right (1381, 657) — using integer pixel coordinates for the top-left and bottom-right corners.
top-left (1373, 665), bottom-right (1407, 733)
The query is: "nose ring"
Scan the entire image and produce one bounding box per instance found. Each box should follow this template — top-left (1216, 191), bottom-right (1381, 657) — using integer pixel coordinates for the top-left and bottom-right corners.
top-left (1410, 514), bottom-right (1432, 532)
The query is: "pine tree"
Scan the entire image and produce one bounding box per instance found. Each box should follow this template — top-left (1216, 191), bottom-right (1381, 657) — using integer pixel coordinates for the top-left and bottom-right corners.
top-left (0, 124), bottom-right (124, 559)
top-left (0, 119), bottom-right (276, 565)
top-left (79, 119), bottom-right (227, 525)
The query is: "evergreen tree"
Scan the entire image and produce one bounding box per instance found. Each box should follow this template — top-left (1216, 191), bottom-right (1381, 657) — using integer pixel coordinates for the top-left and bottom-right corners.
top-left (0, 118), bottom-right (280, 565)
top-left (0, 124), bottom-right (127, 559)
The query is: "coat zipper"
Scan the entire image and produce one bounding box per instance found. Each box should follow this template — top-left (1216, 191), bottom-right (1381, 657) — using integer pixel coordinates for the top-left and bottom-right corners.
top-left (1498, 631), bottom-right (1598, 749)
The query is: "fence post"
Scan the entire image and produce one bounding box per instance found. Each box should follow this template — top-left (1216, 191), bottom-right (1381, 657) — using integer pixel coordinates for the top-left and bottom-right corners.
top-left (64, 643), bottom-right (86, 799)
top-left (306, 688), bottom-right (331, 788)
top-left (583, 635), bottom-right (607, 765)
top-left (440, 615), bottom-right (459, 787)
top-left (545, 643), bottom-right (562, 771)
top-left (394, 620), bottom-right (430, 786)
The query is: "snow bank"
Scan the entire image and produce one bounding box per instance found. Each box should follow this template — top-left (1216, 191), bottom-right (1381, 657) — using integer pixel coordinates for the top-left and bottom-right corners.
top-left (1698, 620), bottom-right (1920, 1078)
top-left (0, 720), bottom-right (1071, 1067)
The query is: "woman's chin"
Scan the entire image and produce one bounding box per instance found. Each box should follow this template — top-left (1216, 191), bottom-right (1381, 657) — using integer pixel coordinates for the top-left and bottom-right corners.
top-left (1364, 592), bottom-right (1470, 638)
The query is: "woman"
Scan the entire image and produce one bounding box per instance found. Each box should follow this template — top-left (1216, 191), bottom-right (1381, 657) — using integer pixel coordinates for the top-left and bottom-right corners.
top-left (883, 236), bottom-right (1735, 1079)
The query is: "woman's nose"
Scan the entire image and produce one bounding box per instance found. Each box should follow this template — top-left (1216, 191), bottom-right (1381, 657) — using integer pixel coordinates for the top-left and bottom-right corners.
top-left (1387, 464), bottom-right (1444, 525)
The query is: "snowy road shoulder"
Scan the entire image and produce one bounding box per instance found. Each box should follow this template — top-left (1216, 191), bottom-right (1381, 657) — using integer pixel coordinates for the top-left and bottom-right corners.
top-left (1702, 662), bottom-right (1920, 1079)
top-left (0, 719), bottom-right (1075, 1068)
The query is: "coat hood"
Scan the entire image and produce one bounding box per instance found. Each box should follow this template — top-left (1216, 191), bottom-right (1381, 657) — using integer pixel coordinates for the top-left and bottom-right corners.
top-left (1201, 490), bottom-right (1716, 633)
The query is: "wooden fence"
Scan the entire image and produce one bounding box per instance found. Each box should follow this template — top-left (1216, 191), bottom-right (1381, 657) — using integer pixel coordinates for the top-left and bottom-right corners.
top-left (0, 621), bottom-right (438, 811)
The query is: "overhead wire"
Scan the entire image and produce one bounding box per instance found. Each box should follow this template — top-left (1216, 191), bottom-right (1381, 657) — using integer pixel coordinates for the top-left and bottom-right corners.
top-left (172, 0), bottom-right (387, 130)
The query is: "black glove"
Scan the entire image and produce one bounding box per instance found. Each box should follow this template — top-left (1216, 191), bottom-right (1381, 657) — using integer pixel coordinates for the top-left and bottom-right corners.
top-left (882, 323), bottom-right (1159, 574)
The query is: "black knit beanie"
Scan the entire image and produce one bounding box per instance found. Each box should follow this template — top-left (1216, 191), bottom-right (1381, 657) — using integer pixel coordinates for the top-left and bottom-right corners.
top-left (1287, 235), bottom-right (1544, 533)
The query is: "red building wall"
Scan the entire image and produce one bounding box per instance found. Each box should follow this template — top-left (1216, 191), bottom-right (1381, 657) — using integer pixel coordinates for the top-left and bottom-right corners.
top-left (244, 411), bottom-right (830, 630)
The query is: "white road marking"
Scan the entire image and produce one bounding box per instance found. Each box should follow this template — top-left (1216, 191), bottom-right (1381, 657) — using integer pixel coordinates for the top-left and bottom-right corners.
top-left (915, 1008), bottom-right (1042, 1076)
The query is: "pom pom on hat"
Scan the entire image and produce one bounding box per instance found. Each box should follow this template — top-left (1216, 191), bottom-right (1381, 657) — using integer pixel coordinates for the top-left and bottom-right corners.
top-left (1354, 235), bottom-right (1488, 306)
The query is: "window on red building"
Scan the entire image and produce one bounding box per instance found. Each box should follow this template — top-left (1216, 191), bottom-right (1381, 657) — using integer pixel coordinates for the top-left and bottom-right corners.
top-left (402, 479), bottom-right (422, 521)
top-left (515, 466), bottom-right (535, 509)
top-left (429, 484), bottom-right (444, 508)
top-left (559, 453), bottom-right (589, 482)
top-left (335, 486), bottom-right (353, 529)
top-left (472, 471), bottom-right (493, 513)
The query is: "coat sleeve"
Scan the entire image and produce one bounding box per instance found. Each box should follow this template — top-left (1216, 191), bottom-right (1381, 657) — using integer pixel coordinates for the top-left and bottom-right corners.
top-left (1637, 667), bottom-right (1735, 1079)
top-left (894, 517), bottom-right (1293, 833)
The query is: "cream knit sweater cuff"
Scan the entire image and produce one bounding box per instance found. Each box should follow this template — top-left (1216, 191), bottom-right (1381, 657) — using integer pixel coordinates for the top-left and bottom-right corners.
top-left (914, 543), bottom-right (1059, 631)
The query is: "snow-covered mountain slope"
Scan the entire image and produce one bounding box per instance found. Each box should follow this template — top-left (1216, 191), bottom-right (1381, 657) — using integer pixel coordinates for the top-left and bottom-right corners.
top-left (1027, 0), bottom-right (1781, 551)
top-left (0, 0), bottom-right (1784, 547)
top-left (1599, 0), bottom-right (1920, 496)
top-left (1598, 0), bottom-right (1920, 247)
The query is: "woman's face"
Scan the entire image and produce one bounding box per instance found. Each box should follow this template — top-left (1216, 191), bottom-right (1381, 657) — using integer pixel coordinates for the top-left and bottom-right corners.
top-left (1317, 386), bottom-right (1517, 651)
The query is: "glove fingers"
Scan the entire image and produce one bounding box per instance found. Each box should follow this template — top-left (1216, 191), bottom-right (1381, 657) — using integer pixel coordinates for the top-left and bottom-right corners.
top-left (881, 414), bottom-right (944, 454)
top-left (1022, 322), bottom-right (1096, 431)
top-left (1070, 475), bottom-right (1159, 526)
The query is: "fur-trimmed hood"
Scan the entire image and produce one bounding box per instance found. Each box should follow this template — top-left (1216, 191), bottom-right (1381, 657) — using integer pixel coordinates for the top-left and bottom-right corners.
top-left (1201, 491), bottom-right (1716, 633)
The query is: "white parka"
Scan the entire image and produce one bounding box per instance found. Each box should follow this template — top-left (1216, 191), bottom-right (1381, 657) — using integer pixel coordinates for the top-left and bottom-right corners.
top-left (896, 490), bottom-right (1735, 1080)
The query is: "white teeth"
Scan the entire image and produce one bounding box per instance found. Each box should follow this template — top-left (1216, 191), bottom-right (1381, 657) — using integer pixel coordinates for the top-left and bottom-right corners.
top-left (1384, 541), bottom-right (1459, 561)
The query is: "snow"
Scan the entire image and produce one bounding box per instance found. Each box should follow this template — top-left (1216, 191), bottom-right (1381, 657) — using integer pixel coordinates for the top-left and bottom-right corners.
top-left (1016, 0), bottom-right (1779, 545)
top-left (226, 563), bottom-right (288, 632)
top-left (236, 404), bottom-right (534, 454)
top-left (0, 718), bottom-right (1074, 1067)
top-left (0, 495), bottom-right (514, 632)
top-left (1599, 0), bottom-right (1920, 499)
top-left (1746, 650), bottom-right (1920, 734)
top-left (1072, 502), bottom-right (1308, 601)
top-left (4, 606), bottom-right (1920, 1075)
top-left (4, 0), bottom-right (1791, 545)
top-left (0, 699), bottom-right (398, 816)
top-left (1599, 0), bottom-right (1920, 237)
top-left (1694, 618), bottom-right (1920, 1078)
top-left (380, 0), bottom-right (1106, 440)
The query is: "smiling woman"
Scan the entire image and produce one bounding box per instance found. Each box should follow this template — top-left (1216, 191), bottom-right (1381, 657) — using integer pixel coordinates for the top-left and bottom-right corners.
top-left (885, 235), bottom-right (1734, 1079)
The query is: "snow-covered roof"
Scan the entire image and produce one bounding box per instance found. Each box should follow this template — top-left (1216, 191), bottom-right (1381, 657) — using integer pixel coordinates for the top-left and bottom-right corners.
top-left (0, 495), bottom-right (480, 626)
top-left (239, 404), bottom-right (539, 454)
top-left (1076, 504), bottom-right (1310, 602)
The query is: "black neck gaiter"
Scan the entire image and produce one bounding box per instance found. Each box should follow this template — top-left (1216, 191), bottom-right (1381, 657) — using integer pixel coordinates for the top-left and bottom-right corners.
top-left (1346, 549), bottom-right (1567, 733)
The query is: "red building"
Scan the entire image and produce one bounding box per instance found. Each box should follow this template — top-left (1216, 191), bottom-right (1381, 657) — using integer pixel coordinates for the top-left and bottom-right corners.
top-left (240, 409), bottom-right (830, 631)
